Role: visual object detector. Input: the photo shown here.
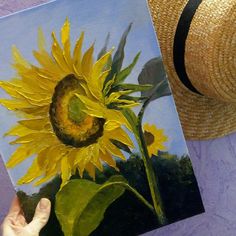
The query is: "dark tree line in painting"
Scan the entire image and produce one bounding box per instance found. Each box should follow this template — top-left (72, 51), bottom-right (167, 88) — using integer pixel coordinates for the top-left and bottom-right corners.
top-left (18, 152), bottom-right (204, 236)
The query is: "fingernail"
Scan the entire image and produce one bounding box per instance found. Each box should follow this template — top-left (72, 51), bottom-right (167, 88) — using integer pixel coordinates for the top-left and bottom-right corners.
top-left (39, 198), bottom-right (50, 210)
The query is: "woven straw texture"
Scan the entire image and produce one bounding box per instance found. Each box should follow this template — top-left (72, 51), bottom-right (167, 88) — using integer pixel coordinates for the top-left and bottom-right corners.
top-left (148, 0), bottom-right (236, 140)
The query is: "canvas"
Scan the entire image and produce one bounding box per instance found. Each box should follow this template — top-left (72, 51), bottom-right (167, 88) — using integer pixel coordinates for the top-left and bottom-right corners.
top-left (0, 0), bottom-right (204, 235)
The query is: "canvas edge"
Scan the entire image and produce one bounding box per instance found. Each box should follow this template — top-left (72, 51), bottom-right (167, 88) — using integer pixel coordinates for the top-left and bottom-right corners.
top-left (0, 0), bottom-right (57, 20)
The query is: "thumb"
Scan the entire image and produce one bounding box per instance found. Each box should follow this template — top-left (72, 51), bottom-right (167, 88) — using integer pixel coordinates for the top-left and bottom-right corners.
top-left (28, 198), bottom-right (51, 234)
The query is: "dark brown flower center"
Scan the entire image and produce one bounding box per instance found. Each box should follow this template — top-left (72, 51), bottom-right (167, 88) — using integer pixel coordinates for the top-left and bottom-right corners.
top-left (144, 131), bottom-right (155, 146)
top-left (49, 74), bottom-right (105, 147)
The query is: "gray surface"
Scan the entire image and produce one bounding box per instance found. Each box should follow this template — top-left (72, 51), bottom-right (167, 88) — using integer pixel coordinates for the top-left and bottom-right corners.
top-left (1, 1), bottom-right (236, 236)
top-left (143, 134), bottom-right (236, 236)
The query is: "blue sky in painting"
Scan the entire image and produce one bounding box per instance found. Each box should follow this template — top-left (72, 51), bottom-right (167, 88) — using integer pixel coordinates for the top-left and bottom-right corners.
top-left (0, 0), bottom-right (188, 193)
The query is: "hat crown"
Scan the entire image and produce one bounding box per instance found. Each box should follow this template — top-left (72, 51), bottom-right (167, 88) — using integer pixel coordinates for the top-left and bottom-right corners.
top-left (185, 0), bottom-right (236, 103)
top-left (149, 0), bottom-right (236, 139)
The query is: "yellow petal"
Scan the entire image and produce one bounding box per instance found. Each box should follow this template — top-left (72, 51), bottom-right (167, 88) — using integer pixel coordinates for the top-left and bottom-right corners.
top-left (61, 18), bottom-right (70, 46)
top-left (0, 80), bottom-right (51, 103)
top-left (14, 66), bottom-right (52, 93)
top-left (108, 127), bottom-right (134, 148)
top-left (38, 144), bottom-right (66, 172)
top-left (91, 143), bottom-right (103, 171)
top-left (85, 162), bottom-right (96, 180)
top-left (20, 105), bottom-right (49, 116)
top-left (64, 41), bottom-right (73, 70)
top-left (12, 45), bottom-right (30, 68)
top-left (12, 91), bottom-right (51, 107)
top-left (104, 120), bottom-right (121, 131)
top-left (0, 80), bottom-right (51, 105)
top-left (11, 65), bottom-right (52, 94)
top-left (73, 63), bottom-right (83, 77)
top-left (0, 99), bottom-right (30, 111)
top-left (48, 145), bottom-right (71, 171)
top-left (88, 70), bottom-right (109, 100)
top-left (79, 80), bottom-right (93, 97)
top-left (72, 148), bottom-right (84, 166)
top-left (33, 50), bottom-right (64, 78)
top-left (60, 157), bottom-right (71, 188)
top-left (73, 32), bottom-right (85, 72)
top-left (76, 147), bottom-right (92, 177)
top-left (92, 50), bottom-right (112, 80)
top-left (105, 109), bottom-right (132, 131)
top-left (10, 132), bottom-right (56, 145)
top-left (75, 94), bottom-right (105, 118)
top-left (105, 90), bottom-right (133, 105)
top-left (4, 124), bottom-right (32, 137)
top-left (100, 151), bottom-right (118, 170)
top-left (81, 44), bottom-right (94, 78)
top-left (51, 32), bottom-right (70, 73)
top-left (34, 170), bottom-right (58, 186)
top-left (0, 81), bottom-right (23, 99)
top-left (0, 80), bottom-right (21, 89)
top-left (17, 158), bottom-right (42, 185)
top-left (77, 94), bottom-right (132, 131)
top-left (66, 148), bottom-right (78, 171)
top-left (37, 147), bottom-right (51, 169)
top-left (105, 141), bottom-right (126, 161)
top-left (19, 118), bottom-right (50, 131)
top-left (61, 18), bottom-right (73, 69)
top-left (96, 70), bottom-right (110, 91)
top-left (6, 143), bottom-right (39, 168)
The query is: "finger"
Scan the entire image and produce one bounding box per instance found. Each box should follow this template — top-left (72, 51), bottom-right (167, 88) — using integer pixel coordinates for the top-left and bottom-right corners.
top-left (15, 214), bottom-right (27, 226)
top-left (28, 198), bottom-right (51, 233)
top-left (6, 196), bottom-right (21, 217)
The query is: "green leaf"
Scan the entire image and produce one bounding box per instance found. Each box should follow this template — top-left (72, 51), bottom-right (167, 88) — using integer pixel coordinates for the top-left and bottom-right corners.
top-left (97, 33), bottom-right (112, 71)
top-left (104, 54), bottom-right (113, 71)
top-left (103, 75), bottom-right (116, 96)
top-left (115, 52), bottom-right (141, 85)
top-left (120, 95), bottom-right (147, 102)
top-left (138, 57), bottom-right (171, 100)
top-left (122, 108), bottom-right (138, 135)
top-left (111, 139), bottom-right (132, 154)
top-left (55, 176), bottom-right (127, 236)
top-left (106, 23), bottom-right (132, 82)
top-left (153, 79), bottom-right (170, 100)
top-left (97, 33), bottom-right (110, 60)
top-left (113, 83), bottom-right (153, 93)
top-left (107, 101), bottom-right (139, 110)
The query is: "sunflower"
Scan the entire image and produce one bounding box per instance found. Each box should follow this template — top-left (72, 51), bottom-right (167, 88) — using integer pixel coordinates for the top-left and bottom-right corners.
top-left (0, 18), bottom-right (135, 188)
top-left (143, 123), bottom-right (168, 157)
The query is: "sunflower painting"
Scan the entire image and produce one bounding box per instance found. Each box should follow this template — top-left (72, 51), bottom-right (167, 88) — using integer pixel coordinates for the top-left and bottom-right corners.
top-left (0, 1), bottom-right (204, 235)
top-left (1, 19), bottom-right (136, 188)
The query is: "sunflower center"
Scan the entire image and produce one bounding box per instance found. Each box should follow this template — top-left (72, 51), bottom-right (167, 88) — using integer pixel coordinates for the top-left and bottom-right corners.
top-left (68, 95), bottom-right (86, 124)
top-left (49, 74), bottom-right (105, 147)
top-left (144, 131), bottom-right (155, 146)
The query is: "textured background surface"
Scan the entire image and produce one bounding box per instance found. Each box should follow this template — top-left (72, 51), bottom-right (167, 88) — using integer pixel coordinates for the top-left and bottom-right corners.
top-left (1, 1), bottom-right (236, 236)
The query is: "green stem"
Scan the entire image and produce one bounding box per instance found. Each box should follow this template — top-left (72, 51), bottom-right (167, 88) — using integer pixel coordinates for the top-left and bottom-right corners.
top-left (135, 99), bottom-right (167, 225)
top-left (100, 181), bottom-right (155, 215)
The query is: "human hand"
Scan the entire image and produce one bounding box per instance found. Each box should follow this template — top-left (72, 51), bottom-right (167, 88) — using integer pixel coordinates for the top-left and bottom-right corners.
top-left (1, 196), bottom-right (51, 236)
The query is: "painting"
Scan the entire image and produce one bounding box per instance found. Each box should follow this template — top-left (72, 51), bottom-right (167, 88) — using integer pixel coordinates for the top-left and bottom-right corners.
top-left (0, 0), bottom-right (204, 235)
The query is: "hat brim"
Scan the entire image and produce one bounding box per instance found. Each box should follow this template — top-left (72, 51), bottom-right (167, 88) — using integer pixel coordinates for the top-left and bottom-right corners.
top-left (148, 0), bottom-right (236, 140)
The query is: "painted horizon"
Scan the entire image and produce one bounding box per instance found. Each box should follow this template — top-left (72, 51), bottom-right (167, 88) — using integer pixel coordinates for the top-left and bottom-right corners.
top-left (0, 0), bottom-right (204, 235)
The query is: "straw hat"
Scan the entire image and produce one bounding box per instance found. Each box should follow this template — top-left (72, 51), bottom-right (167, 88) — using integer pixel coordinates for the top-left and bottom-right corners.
top-left (148, 0), bottom-right (236, 140)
